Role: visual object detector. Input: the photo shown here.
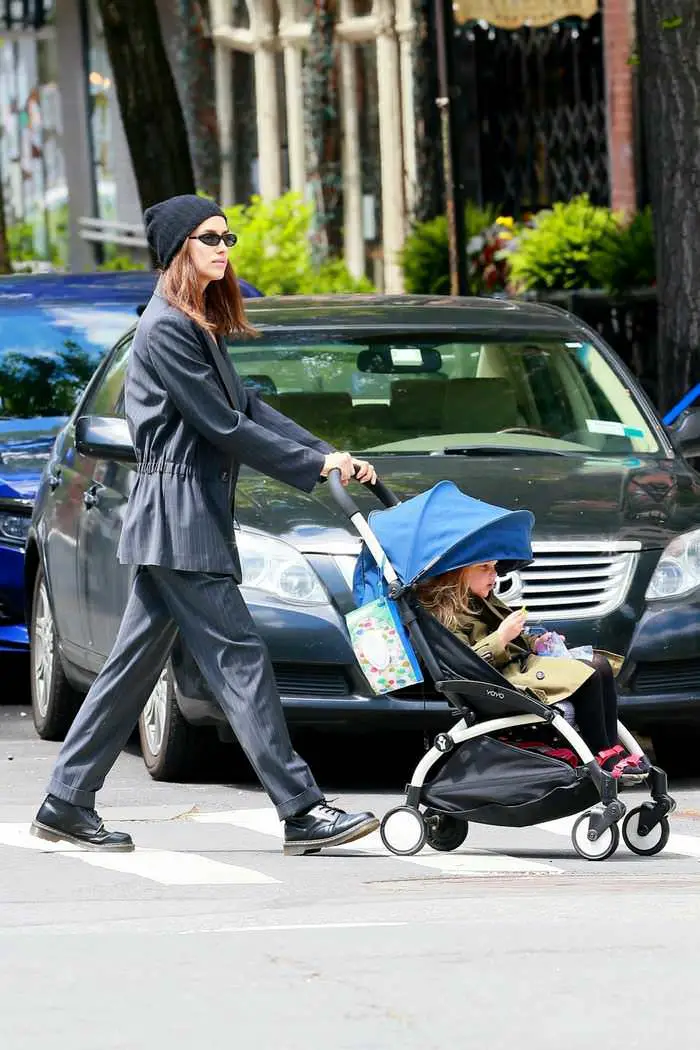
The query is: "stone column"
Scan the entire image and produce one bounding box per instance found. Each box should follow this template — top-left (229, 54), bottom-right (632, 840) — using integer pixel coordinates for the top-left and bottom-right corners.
top-left (279, 1), bottom-right (306, 197)
top-left (375, 0), bottom-right (405, 292)
top-left (214, 42), bottom-right (235, 204)
top-left (251, 0), bottom-right (281, 199)
top-left (395, 0), bottom-right (416, 219)
top-left (282, 44), bottom-right (305, 195)
top-left (338, 0), bottom-right (364, 278)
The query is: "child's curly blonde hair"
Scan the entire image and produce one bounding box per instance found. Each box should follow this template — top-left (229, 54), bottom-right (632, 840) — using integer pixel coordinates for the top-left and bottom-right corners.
top-left (415, 567), bottom-right (479, 633)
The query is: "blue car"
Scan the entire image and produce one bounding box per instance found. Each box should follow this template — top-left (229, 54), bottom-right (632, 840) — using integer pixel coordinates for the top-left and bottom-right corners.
top-left (0, 270), bottom-right (262, 653)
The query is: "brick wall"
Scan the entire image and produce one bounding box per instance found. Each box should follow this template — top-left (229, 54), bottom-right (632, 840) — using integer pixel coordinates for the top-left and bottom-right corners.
top-left (603, 0), bottom-right (637, 213)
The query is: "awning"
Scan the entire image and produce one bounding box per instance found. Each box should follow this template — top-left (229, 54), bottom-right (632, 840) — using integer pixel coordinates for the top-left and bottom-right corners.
top-left (453, 0), bottom-right (599, 28)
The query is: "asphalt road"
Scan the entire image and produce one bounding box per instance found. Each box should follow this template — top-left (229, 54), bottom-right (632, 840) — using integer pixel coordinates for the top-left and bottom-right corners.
top-left (1, 682), bottom-right (700, 1050)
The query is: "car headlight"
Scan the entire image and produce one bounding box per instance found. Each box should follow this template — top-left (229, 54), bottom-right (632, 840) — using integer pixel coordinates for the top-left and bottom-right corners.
top-left (236, 529), bottom-right (328, 605)
top-left (0, 509), bottom-right (31, 546)
top-left (646, 527), bottom-right (700, 600)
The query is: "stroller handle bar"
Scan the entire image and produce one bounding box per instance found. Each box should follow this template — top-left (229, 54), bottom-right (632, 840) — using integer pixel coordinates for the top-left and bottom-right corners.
top-left (327, 467), bottom-right (401, 589)
top-left (326, 467), bottom-right (400, 515)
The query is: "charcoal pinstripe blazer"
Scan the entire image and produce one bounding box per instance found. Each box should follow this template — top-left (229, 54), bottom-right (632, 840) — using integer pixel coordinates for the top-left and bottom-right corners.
top-left (117, 291), bottom-right (333, 578)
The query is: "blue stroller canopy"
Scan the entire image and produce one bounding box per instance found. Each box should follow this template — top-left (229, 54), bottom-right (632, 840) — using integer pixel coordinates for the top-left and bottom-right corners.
top-left (353, 480), bottom-right (534, 605)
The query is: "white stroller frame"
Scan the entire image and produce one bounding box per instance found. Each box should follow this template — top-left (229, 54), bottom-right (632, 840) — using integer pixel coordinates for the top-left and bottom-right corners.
top-left (328, 470), bottom-right (676, 862)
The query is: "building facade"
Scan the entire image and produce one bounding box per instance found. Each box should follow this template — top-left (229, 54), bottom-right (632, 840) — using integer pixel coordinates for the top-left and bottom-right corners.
top-left (1, 0), bottom-right (638, 286)
top-left (0, 0), bottom-right (182, 271)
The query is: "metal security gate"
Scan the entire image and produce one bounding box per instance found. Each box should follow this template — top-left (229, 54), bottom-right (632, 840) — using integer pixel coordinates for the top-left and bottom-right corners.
top-left (453, 12), bottom-right (609, 215)
top-left (1, 1), bottom-right (52, 31)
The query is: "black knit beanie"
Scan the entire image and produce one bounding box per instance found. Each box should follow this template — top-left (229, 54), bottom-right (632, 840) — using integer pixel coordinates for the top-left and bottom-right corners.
top-left (143, 194), bottom-right (227, 270)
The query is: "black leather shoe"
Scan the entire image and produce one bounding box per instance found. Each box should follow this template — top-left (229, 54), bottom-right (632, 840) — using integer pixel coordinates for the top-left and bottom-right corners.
top-left (30, 794), bottom-right (134, 852)
top-left (284, 800), bottom-right (379, 856)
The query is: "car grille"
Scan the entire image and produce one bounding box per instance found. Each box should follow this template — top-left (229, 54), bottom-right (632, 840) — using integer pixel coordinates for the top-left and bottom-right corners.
top-left (631, 659), bottom-right (700, 695)
top-left (273, 663), bottom-right (352, 698)
top-left (333, 542), bottom-right (639, 623)
top-left (509, 542), bottom-right (640, 622)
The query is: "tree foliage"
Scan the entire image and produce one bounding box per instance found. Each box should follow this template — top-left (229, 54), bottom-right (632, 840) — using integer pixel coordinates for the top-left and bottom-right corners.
top-left (222, 192), bottom-right (373, 295)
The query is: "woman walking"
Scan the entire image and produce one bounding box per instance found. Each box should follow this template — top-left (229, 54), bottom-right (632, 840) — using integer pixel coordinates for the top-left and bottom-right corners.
top-left (32, 194), bottom-right (379, 855)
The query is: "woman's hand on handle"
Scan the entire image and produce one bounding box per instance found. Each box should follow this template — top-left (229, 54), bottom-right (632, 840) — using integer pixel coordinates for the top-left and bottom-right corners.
top-left (321, 451), bottom-right (354, 484)
top-left (497, 608), bottom-right (527, 646)
top-left (351, 457), bottom-right (377, 486)
top-left (321, 452), bottom-right (376, 487)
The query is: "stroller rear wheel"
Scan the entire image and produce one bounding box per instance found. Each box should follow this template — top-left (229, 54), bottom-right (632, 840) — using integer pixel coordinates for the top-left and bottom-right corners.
top-left (571, 811), bottom-right (620, 861)
top-left (380, 806), bottom-right (426, 856)
top-left (424, 810), bottom-right (469, 852)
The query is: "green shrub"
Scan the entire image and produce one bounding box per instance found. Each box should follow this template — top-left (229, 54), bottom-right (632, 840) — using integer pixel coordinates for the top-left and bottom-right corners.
top-left (507, 195), bottom-right (619, 292)
top-left (221, 192), bottom-right (373, 295)
top-left (8, 221), bottom-right (39, 262)
top-left (399, 202), bottom-right (498, 294)
top-left (589, 206), bottom-right (655, 295)
top-left (97, 253), bottom-right (147, 271)
top-left (8, 211), bottom-right (67, 266)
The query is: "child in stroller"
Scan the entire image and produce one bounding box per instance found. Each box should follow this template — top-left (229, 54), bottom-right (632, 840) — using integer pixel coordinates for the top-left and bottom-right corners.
top-left (333, 476), bottom-right (676, 862)
top-left (416, 559), bottom-right (648, 779)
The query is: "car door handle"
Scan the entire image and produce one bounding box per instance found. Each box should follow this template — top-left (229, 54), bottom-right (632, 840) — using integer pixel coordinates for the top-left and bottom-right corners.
top-left (48, 469), bottom-right (62, 491)
top-left (83, 485), bottom-right (100, 509)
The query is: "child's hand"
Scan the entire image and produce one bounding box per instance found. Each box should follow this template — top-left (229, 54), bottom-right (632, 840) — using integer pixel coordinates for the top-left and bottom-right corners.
top-left (497, 608), bottom-right (527, 646)
top-left (538, 631), bottom-right (566, 644)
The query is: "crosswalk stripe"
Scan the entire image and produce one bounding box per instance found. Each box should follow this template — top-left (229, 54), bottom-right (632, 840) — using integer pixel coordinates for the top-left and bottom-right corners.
top-left (538, 815), bottom-right (700, 859)
top-left (192, 809), bottom-right (565, 875)
top-left (0, 823), bottom-right (278, 885)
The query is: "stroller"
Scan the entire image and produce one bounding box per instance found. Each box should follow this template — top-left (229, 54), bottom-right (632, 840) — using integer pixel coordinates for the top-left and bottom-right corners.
top-left (329, 473), bottom-right (676, 862)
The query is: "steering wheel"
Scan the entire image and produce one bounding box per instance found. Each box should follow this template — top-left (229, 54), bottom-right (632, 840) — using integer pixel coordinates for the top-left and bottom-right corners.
top-left (497, 426), bottom-right (555, 439)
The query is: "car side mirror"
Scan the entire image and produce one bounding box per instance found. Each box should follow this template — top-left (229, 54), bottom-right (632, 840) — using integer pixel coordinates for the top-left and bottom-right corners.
top-left (668, 406), bottom-right (700, 459)
top-left (75, 415), bottom-right (136, 465)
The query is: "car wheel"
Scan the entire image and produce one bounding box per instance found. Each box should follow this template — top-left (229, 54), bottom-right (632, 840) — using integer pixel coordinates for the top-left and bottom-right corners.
top-left (30, 567), bottom-right (83, 740)
top-left (650, 726), bottom-right (700, 779)
top-left (138, 663), bottom-right (203, 781)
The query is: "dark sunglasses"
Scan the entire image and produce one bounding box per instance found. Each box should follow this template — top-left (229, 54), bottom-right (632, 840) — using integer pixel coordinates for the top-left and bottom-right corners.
top-left (189, 231), bottom-right (238, 248)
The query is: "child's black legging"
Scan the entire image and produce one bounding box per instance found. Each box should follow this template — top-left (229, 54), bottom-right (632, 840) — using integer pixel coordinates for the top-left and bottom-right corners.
top-left (568, 654), bottom-right (619, 754)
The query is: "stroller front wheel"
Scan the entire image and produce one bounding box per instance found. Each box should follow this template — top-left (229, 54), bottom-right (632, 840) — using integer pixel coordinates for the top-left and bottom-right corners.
top-left (380, 806), bottom-right (426, 856)
top-left (622, 807), bottom-right (670, 856)
top-left (571, 812), bottom-right (620, 861)
top-left (424, 810), bottom-right (469, 852)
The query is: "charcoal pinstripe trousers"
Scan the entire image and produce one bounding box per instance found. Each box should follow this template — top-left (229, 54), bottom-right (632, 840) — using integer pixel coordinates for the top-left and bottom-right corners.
top-left (47, 567), bottom-right (323, 820)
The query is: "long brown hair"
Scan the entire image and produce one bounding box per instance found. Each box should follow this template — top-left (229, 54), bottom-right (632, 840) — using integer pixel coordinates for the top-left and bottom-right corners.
top-left (161, 246), bottom-right (257, 338)
top-left (415, 567), bottom-right (479, 632)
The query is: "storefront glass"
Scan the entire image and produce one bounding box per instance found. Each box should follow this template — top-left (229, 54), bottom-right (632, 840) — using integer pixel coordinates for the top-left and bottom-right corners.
top-left (0, 17), bottom-right (67, 267)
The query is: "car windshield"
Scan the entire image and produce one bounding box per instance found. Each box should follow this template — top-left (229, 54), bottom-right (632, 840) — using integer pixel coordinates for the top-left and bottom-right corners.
top-left (0, 304), bottom-right (136, 422)
top-left (227, 333), bottom-right (662, 457)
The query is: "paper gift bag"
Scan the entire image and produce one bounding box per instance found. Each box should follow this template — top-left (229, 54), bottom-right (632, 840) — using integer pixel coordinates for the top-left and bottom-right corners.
top-left (345, 597), bottom-right (423, 695)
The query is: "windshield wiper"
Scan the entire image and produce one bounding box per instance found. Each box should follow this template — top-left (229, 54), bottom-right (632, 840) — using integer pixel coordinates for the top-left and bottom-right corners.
top-left (440, 445), bottom-right (580, 458)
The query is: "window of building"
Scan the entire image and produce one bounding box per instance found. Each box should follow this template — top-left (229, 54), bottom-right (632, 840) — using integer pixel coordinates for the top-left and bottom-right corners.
top-left (0, 26), bottom-right (67, 266)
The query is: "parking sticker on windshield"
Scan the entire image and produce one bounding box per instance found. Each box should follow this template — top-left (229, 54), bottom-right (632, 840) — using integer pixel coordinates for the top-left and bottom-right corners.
top-left (586, 419), bottom-right (645, 439)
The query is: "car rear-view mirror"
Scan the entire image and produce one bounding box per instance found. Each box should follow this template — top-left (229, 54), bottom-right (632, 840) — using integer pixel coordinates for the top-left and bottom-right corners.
top-left (356, 345), bottom-right (442, 374)
top-left (668, 406), bottom-right (700, 459)
top-left (75, 415), bottom-right (136, 464)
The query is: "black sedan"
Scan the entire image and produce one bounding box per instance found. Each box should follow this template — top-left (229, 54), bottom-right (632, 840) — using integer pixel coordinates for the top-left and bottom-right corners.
top-left (25, 295), bottom-right (700, 778)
